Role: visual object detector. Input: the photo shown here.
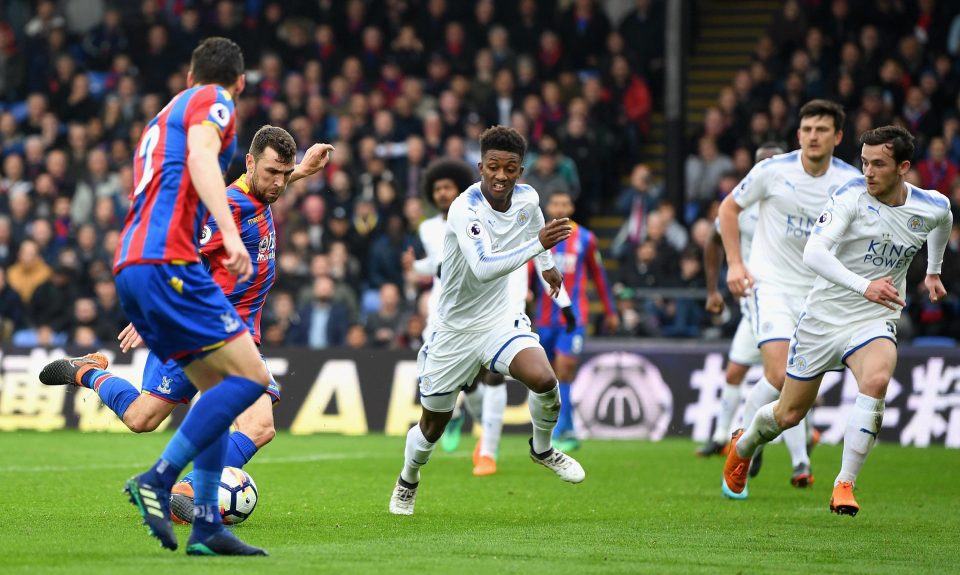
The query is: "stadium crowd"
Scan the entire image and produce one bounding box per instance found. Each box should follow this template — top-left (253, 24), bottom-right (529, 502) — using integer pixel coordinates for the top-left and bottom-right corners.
top-left (0, 0), bottom-right (957, 349)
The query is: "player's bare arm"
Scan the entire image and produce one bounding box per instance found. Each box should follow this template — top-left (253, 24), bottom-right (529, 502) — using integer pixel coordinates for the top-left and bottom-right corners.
top-left (924, 274), bottom-right (947, 303)
top-left (704, 226), bottom-right (725, 314)
top-left (718, 194), bottom-right (752, 297)
top-left (541, 267), bottom-right (562, 298)
top-left (187, 123), bottom-right (252, 282)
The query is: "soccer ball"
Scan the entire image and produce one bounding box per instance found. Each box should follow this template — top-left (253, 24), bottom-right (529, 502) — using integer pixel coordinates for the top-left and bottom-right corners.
top-left (170, 466), bottom-right (259, 525)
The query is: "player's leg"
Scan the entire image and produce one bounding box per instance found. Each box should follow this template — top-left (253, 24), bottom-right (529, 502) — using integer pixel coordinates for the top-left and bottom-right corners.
top-left (552, 351), bottom-right (580, 451)
top-left (722, 373), bottom-right (822, 499)
top-left (699, 360), bottom-right (749, 456)
top-left (831, 336), bottom-right (896, 516)
top-left (500, 340), bottom-right (585, 484)
top-left (391, 330), bottom-right (476, 515)
top-left (227, 394), bottom-right (277, 467)
top-left (474, 370), bottom-right (506, 476)
top-left (442, 379), bottom-right (482, 453)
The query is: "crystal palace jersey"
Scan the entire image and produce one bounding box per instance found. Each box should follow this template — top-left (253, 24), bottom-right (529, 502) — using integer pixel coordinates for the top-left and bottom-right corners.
top-left (199, 174), bottom-right (276, 345)
top-left (534, 222), bottom-right (614, 327)
top-left (114, 84), bottom-right (237, 272)
top-left (805, 178), bottom-right (953, 325)
top-left (732, 150), bottom-right (861, 296)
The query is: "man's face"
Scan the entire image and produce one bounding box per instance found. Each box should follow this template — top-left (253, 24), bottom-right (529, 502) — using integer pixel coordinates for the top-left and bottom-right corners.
top-left (247, 146), bottom-right (295, 204)
top-left (797, 114), bottom-right (841, 163)
top-left (478, 150), bottom-right (523, 202)
top-left (861, 143), bottom-right (907, 197)
top-left (431, 178), bottom-right (460, 213)
top-left (546, 193), bottom-right (574, 220)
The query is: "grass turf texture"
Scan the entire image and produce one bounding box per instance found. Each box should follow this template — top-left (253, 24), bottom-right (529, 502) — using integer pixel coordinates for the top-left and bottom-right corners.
top-left (0, 432), bottom-right (957, 574)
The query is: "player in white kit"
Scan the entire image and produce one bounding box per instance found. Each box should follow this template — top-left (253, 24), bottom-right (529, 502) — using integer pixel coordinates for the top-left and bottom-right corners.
top-left (699, 143), bottom-right (783, 458)
top-left (723, 126), bottom-right (952, 514)
top-left (718, 100), bottom-right (862, 486)
top-left (390, 126), bottom-right (585, 515)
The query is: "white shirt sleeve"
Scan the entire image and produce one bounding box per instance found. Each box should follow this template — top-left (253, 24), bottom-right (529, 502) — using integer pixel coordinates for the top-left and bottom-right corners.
top-left (529, 205), bottom-right (556, 273)
top-left (413, 224), bottom-right (438, 276)
top-left (926, 209), bottom-right (954, 275)
top-left (449, 200), bottom-right (546, 282)
top-left (532, 257), bottom-right (572, 307)
top-left (731, 162), bottom-right (770, 209)
top-left (803, 193), bottom-right (871, 295)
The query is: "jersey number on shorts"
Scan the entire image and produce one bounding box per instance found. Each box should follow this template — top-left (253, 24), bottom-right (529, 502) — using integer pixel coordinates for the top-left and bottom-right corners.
top-left (133, 124), bottom-right (161, 197)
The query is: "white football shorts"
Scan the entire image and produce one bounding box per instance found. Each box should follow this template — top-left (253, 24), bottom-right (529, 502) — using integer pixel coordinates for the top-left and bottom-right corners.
top-left (786, 312), bottom-right (898, 380)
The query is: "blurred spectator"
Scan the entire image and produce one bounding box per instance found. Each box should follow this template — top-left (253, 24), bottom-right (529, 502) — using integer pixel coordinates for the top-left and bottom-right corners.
top-left (367, 213), bottom-right (420, 290)
top-left (364, 282), bottom-right (406, 348)
top-left (685, 137), bottom-right (733, 224)
top-left (27, 264), bottom-right (78, 333)
top-left (288, 275), bottom-right (350, 349)
top-left (6, 239), bottom-right (51, 304)
top-left (0, 266), bottom-right (25, 340)
top-left (916, 137), bottom-right (958, 196)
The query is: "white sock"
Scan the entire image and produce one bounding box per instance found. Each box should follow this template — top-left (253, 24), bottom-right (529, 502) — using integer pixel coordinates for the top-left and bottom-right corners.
top-left (742, 376), bottom-right (780, 433)
top-left (783, 416), bottom-right (810, 467)
top-left (480, 384), bottom-right (507, 458)
top-left (462, 386), bottom-right (484, 421)
top-left (836, 393), bottom-right (884, 485)
top-left (712, 383), bottom-right (743, 443)
top-left (400, 424), bottom-right (435, 485)
top-left (528, 384), bottom-right (560, 454)
top-left (737, 401), bottom-right (781, 458)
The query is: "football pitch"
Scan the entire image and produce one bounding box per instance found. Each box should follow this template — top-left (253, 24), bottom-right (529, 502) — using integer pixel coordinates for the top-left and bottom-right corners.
top-left (1, 432), bottom-right (957, 575)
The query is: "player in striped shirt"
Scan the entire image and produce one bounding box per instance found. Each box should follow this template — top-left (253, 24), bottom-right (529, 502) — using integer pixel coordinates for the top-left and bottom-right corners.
top-left (533, 189), bottom-right (618, 451)
top-left (43, 126), bottom-right (332, 519)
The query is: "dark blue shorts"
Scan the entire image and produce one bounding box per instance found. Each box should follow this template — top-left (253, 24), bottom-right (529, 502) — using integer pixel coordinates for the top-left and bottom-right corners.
top-left (538, 325), bottom-right (585, 361)
top-left (140, 351), bottom-right (282, 404)
top-left (115, 262), bottom-right (246, 363)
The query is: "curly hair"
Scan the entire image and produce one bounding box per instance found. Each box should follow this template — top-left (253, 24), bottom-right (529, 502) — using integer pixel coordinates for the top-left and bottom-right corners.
top-left (421, 158), bottom-right (475, 207)
top-left (479, 125), bottom-right (527, 159)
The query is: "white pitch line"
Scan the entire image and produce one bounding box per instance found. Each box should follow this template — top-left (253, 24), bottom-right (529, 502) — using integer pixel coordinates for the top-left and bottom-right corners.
top-left (0, 451), bottom-right (384, 474)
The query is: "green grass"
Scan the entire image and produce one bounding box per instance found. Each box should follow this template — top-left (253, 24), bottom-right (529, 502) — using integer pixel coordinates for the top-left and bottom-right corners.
top-left (0, 431), bottom-right (957, 574)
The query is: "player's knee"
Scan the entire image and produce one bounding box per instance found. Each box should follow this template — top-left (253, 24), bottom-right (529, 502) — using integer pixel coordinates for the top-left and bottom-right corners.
top-left (526, 370), bottom-right (558, 394)
top-left (775, 404), bottom-right (805, 429)
top-left (859, 374), bottom-right (889, 399)
top-left (124, 411), bottom-right (162, 434)
top-left (419, 411), bottom-right (450, 443)
top-left (249, 422), bottom-right (276, 448)
top-left (763, 368), bottom-right (785, 388)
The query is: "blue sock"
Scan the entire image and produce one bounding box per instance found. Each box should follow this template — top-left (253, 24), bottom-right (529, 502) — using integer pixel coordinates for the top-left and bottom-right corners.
top-left (143, 376), bottom-right (265, 490)
top-left (81, 369), bottom-right (139, 419)
top-left (224, 431), bottom-right (259, 468)
top-left (190, 430), bottom-right (228, 539)
top-left (554, 382), bottom-right (574, 437)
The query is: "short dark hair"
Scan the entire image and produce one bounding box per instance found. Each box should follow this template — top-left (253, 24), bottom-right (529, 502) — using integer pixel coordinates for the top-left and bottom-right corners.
top-left (859, 125), bottom-right (915, 165)
top-left (190, 37), bottom-right (244, 88)
top-left (421, 158), bottom-right (475, 207)
top-left (479, 125), bottom-right (527, 159)
top-left (249, 125), bottom-right (296, 164)
top-left (798, 99), bottom-right (846, 131)
top-left (755, 141), bottom-right (785, 162)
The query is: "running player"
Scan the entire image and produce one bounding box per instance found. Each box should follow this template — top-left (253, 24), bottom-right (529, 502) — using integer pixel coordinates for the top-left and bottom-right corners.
top-left (389, 126), bottom-right (584, 516)
top-left (722, 125), bottom-right (952, 514)
top-left (698, 143), bottom-right (784, 457)
top-left (718, 100), bottom-right (861, 487)
top-left (42, 127), bottom-right (333, 521)
top-left (533, 188), bottom-right (618, 452)
top-left (40, 38), bottom-right (260, 555)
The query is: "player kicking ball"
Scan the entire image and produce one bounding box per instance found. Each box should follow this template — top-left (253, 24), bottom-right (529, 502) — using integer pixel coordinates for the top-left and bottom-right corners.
top-left (722, 126), bottom-right (952, 514)
top-left (389, 126), bottom-right (585, 516)
top-left (41, 127), bottom-right (332, 521)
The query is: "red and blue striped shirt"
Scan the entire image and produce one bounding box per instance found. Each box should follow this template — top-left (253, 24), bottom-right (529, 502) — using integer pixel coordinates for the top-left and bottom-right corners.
top-left (535, 222), bottom-right (615, 327)
top-left (200, 175), bottom-right (276, 346)
top-left (114, 84), bottom-right (237, 272)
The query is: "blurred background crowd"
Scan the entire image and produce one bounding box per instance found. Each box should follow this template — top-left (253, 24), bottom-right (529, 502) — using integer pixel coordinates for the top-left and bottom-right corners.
top-left (0, 0), bottom-right (957, 351)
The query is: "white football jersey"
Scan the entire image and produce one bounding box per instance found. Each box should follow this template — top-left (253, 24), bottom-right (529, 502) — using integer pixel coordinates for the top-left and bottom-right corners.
top-left (717, 202), bottom-right (759, 263)
top-left (416, 214), bottom-right (446, 332)
top-left (733, 150), bottom-right (861, 296)
top-left (437, 182), bottom-right (554, 332)
top-left (805, 178), bottom-right (953, 325)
